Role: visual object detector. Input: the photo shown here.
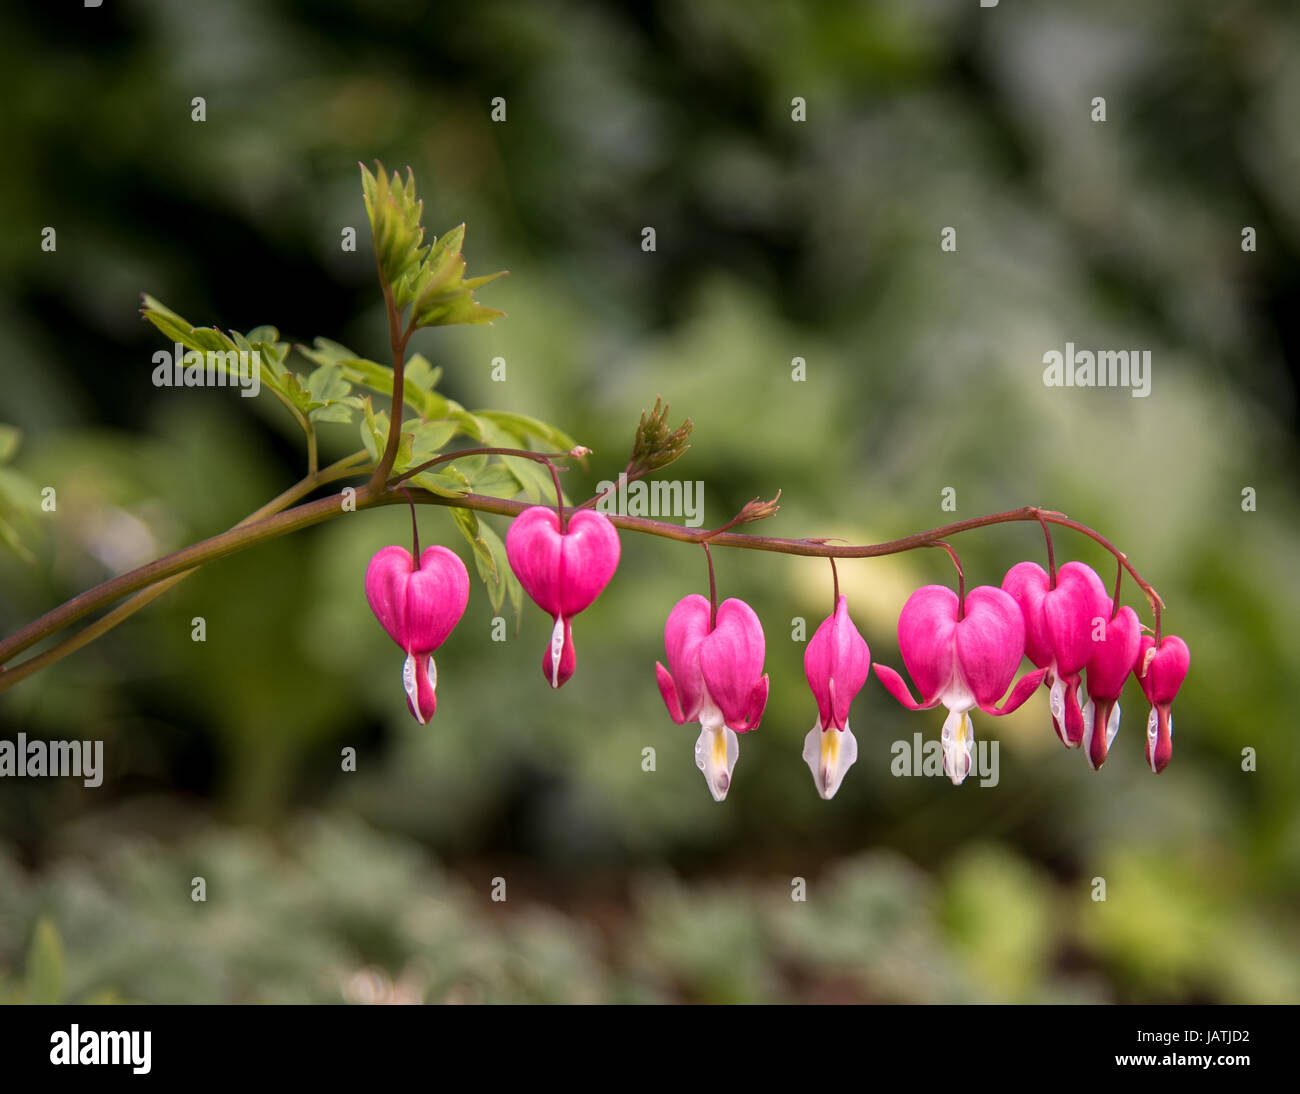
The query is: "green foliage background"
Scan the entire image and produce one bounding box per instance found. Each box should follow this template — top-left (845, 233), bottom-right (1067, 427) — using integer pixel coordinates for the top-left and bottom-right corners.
top-left (0, 0), bottom-right (1297, 1003)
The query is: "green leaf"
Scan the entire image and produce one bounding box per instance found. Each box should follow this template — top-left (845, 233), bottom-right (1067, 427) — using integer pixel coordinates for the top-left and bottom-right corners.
top-left (360, 398), bottom-right (410, 466)
top-left (474, 417), bottom-right (567, 504)
top-left (464, 461), bottom-right (523, 498)
top-left (361, 162), bottom-right (428, 289)
top-left (359, 164), bottom-right (505, 327)
top-left (451, 507), bottom-right (495, 576)
top-left (25, 918), bottom-right (66, 1005)
top-left (410, 465), bottom-right (471, 498)
top-left (140, 296), bottom-right (329, 430)
top-left (450, 510), bottom-right (517, 616)
top-left (476, 410), bottom-right (578, 453)
top-left (405, 418), bottom-right (460, 462)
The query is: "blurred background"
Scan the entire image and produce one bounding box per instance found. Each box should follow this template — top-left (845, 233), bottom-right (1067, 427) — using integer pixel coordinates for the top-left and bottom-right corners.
top-left (0, 0), bottom-right (1298, 1003)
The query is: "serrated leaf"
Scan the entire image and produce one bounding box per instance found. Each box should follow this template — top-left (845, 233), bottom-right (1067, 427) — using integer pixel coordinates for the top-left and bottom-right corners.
top-left (24, 918), bottom-right (66, 1005)
top-left (356, 164), bottom-right (507, 328)
top-left (361, 162), bottom-right (427, 288)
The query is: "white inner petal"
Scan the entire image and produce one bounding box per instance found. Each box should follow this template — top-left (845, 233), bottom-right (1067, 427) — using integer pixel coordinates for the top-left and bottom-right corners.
top-left (940, 708), bottom-right (974, 786)
top-left (549, 616), bottom-right (565, 688)
top-left (694, 724), bottom-right (739, 802)
top-left (1049, 677), bottom-right (1066, 724)
top-left (402, 653), bottom-right (424, 725)
top-left (803, 720), bottom-right (858, 800)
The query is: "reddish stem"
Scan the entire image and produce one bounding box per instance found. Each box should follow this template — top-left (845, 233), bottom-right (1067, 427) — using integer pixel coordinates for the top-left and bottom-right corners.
top-left (934, 541), bottom-right (965, 620)
top-left (702, 543), bottom-right (718, 630)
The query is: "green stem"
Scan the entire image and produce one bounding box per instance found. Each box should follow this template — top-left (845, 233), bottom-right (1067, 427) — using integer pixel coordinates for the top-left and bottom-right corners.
top-left (368, 282), bottom-right (412, 491)
top-left (0, 451), bottom-right (371, 689)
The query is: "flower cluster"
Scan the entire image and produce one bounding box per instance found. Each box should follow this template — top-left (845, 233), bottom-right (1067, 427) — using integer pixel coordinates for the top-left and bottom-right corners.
top-left (1000, 560), bottom-right (1189, 774)
top-left (363, 506), bottom-right (1189, 800)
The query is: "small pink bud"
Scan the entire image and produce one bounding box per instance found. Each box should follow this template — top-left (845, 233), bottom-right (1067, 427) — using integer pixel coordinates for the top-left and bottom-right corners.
top-left (1135, 634), bottom-right (1189, 774)
top-left (801, 595), bottom-right (870, 799)
top-left (1080, 603), bottom-right (1142, 770)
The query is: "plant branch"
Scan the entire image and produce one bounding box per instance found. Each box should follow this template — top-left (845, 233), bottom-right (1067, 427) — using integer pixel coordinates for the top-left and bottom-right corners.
top-left (0, 451), bottom-right (371, 687)
top-left (0, 489), bottom-right (1164, 693)
top-left (368, 282), bottom-right (411, 490)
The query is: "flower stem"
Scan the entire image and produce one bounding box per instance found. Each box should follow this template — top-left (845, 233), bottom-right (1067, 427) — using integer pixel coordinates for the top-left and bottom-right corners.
top-left (1036, 509), bottom-right (1057, 588)
top-left (934, 541), bottom-right (965, 620)
top-left (368, 282), bottom-right (412, 491)
top-left (702, 542), bottom-right (718, 630)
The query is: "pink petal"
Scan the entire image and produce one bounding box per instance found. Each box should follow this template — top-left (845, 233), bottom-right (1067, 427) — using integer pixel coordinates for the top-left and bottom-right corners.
top-left (661, 594), bottom-right (713, 723)
top-left (1145, 703), bottom-right (1174, 773)
top-left (403, 652), bottom-right (439, 724)
top-left (873, 663), bottom-right (940, 710)
top-left (1043, 561), bottom-right (1108, 675)
top-left (655, 662), bottom-right (687, 724)
top-left (505, 506), bottom-right (620, 619)
top-left (366, 545), bottom-right (469, 656)
top-left (727, 673), bottom-right (769, 734)
top-left (1002, 561), bottom-right (1054, 668)
top-left (975, 667), bottom-right (1048, 715)
top-left (954, 585), bottom-right (1026, 708)
top-left (1085, 603), bottom-right (1142, 701)
top-left (804, 595), bottom-right (871, 731)
top-left (405, 546), bottom-right (471, 653)
top-left (896, 585), bottom-right (959, 702)
top-left (699, 598), bottom-right (766, 730)
top-left (504, 506), bottom-right (565, 615)
top-left (1136, 635), bottom-right (1190, 705)
top-left (555, 510), bottom-right (621, 618)
top-left (542, 616), bottom-right (575, 689)
top-left (364, 545), bottom-right (419, 649)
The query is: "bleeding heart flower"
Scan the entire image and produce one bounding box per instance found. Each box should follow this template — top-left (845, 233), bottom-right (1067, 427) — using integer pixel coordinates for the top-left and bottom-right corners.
top-left (1080, 602), bottom-right (1143, 770)
top-left (655, 594), bottom-right (769, 801)
top-left (1135, 634), bottom-right (1189, 774)
top-left (874, 585), bottom-right (1045, 785)
top-left (802, 594), bottom-right (870, 799)
top-left (365, 544), bottom-right (470, 724)
top-left (1002, 560), bottom-right (1109, 749)
top-left (506, 506), bottom-right (620, 688)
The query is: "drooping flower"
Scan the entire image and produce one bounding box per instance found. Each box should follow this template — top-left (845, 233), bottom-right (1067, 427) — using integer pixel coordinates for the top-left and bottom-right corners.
top-left (1134, 634), bottom-right (1189, 774)
top-left (802, 594), bottom-right (870, 800)
top-left (655, 594), bottom-right (769, 801)
top-left (1080, 602), bottom-right (1143, 770)
top-left (874, 585), bottom-right (1045, 785)
top-left (364, 544), bottom-right (470, 723)
top-left (505, 506), bottom-right (620, 688)
top-left (1002, 560), bottom-right (1109, 749)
